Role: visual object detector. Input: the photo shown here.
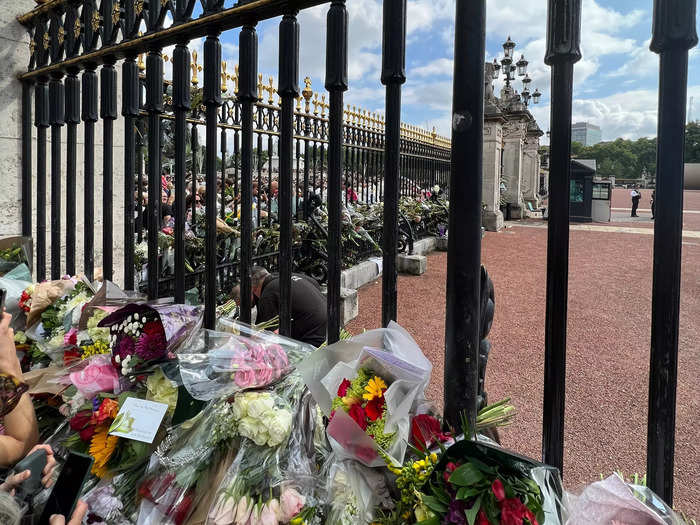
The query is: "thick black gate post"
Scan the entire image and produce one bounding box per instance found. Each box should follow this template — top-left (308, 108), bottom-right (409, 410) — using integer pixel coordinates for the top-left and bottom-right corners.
top-left (325, 0), bottom-right (348, 344)
top-left (380, 0), bottom-right (406, 326)
top-left (238, 25), bottom-right (258, 325)
top-left (542, 0), bottom-right (581, 473)
top-left (49, 74), bottom-right (64, 280)
top-left (145, 51), bottom-right (164, 299)
top-left (34, 78), bottom-right (49, 281)
top-left (65, 71), bottom-right (80, 277)
top-left (443, 0), bottom-right (485, 432)
top-left (123, 56), bottom-right (140, 291)
top-left (101, 59), bottom-right (118, 282)
top-left (204, 32), bottom-right (223, 329)
top-left (173, 42), bottom-right (191, 304)
top-left (21, 81), bottom-right (33, 240)
top-left (82, 66), bottom-right (98, 282)
top-left (647, 0), bottom-right (697, 504)
top-left (278, 12), bottom-right (300, 336)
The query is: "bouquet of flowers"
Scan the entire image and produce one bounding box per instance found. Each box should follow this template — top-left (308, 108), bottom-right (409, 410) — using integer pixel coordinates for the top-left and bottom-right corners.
top-left (98, 303), bottom-right (202, 376)
top-left (298, 322), bottom-right (432, 466)
top-left (177, 323), bottom-right (314, 401)
top-left (415, 439), bottom-right (563, 525)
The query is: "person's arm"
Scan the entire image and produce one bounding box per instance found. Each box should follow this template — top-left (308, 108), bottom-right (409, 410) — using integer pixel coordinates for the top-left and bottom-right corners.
top-left (0, 313), bottom-right (38, 466)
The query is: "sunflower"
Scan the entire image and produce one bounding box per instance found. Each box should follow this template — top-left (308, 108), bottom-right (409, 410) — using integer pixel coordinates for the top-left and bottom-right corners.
top-left (89, 425), bottom-right (119, 478)
top-left (363, 376), bottom-right (387, 401)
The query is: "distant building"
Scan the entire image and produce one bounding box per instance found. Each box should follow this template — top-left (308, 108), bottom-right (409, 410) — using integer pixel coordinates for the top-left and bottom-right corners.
top-left (571, 122), bottom-right (602, 146)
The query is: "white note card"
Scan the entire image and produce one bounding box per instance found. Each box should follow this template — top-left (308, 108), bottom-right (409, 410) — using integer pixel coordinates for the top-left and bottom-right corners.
top-left (108, 397), bottom-right (168, 444)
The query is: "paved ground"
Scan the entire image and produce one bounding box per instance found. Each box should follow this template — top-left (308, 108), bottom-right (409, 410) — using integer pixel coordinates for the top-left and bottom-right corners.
top-left (346, 189), bottom-right (700, 517)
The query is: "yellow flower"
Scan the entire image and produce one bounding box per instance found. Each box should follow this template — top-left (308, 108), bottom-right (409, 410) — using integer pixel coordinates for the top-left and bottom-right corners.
top-left (363, 376), bottom-right (387, 401)
top-left (430, 452), bottom-right (438, 463)
top-left (342, 395), bottom-right (360, 408)
top-left (89, 425), bottom-right (119, 478)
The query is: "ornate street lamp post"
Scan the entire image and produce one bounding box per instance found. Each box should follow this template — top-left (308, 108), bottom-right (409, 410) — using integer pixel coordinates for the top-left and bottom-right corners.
top-left (493, 36), bottom-right (541, 108)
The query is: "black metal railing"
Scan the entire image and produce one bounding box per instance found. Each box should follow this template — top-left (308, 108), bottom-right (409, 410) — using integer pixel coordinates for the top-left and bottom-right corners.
top-left (16, 0), bottom-right (695, 507)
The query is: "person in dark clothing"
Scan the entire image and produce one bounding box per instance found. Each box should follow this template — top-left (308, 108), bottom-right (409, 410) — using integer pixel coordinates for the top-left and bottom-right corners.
top-left (249, 266), bottom-right (328, 347)
top-left (650, 190), bottom-right (656, 219)
top-left (630, 187), bottom-right (641, 217)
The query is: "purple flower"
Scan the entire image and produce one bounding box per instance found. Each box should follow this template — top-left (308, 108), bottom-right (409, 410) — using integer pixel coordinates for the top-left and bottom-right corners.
top-left (134, 321), bottom-right (167, 361)
top-left (114, 335), bottom-right (136, 360)
top-left (444, 499), bottom-right (467, 525)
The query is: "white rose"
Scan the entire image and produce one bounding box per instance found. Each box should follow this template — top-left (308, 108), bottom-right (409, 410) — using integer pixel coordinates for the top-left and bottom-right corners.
top-left (231, 395), bottom-right (249, 420)
top-left (237, 416), bottom-right (260, 441)
top-left (246, 394), bottom-right (275, 419)
top-left (266, 409), bottom-right (293, 447)
top-left (251, 428), bottom-right (269, 447)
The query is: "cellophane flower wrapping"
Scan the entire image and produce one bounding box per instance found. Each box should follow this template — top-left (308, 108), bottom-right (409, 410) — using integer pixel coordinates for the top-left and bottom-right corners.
top-left (136, 405), bottom-right (233, 525)
top-left (297, 321), bottom-right (432, 467)
top-left (177, 322), bottom-right (315, 401)
top-left (564, 474), bottom-right (685, 525)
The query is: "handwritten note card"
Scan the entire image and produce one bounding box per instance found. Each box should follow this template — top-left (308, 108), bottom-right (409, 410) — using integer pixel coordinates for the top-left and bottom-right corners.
top-left (108, 397), bottom-right (168, 444)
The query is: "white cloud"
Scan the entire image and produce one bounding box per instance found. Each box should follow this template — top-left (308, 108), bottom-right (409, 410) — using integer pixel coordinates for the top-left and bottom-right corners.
top-left (410, 58), bottom-right (453, 77)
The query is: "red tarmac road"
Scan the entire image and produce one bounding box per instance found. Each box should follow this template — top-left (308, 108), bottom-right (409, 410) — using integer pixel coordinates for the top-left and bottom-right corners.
top-left (346, 190), bottom-right (700, 517)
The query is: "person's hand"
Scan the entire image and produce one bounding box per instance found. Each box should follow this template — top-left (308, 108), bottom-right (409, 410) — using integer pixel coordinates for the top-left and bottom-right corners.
top-left (27, 444), bottom-right (57, 488)
top-left (0, 312), bottom-right (21, 377)
top-left (49, 500), bottom-right (88, 525)
top-left (0, 468), bottom-right (30, 495)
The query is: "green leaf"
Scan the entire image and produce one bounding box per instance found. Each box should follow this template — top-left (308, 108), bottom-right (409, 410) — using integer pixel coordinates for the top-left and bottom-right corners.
top-left (416, 517), bottom-right (441, 525)
top-left (449, 463), bottom-right (485, 486)
top-left (422, 495), bottom-right (448, 514)
top-left (468, 457), bottom-right (497, 475)
top-left (457, 486), bottom-right (483, 500)
top-left (465, 495), bottom-right (482, 525)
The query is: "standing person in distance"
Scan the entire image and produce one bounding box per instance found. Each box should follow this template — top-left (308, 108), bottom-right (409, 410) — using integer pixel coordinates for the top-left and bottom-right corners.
top-left (630, 186), bottom-right (641, 217)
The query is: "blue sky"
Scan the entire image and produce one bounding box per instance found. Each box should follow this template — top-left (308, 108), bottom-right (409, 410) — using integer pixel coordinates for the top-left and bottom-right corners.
top-left (173, 0), bottom-right (700, 144)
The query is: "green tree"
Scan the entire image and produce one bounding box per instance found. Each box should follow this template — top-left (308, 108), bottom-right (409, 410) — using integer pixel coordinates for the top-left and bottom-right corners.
top-left (686, 122), bottom-right (700, 163)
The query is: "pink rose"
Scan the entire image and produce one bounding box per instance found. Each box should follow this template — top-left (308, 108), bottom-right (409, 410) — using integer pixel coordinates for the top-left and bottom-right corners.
top-left (258, 503), bottom-right (278, 525)
top-left (265, 344), bottom-right (289, 370)
top-left (253, 360), bottom-right (274, 387)
top-left (234, 363), bottom-right (256, 388)
top-left (280, 488), bottom-right (305, 522)
top-left (69, 355), bottom-right (120, 396)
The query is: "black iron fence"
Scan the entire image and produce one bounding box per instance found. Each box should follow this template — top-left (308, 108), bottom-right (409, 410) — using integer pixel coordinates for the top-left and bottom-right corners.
top-left (16, 0), bottom-right (695, 507)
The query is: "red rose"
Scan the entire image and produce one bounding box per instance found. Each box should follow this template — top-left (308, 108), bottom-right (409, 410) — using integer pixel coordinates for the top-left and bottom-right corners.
top-left (492, 478), bottom-right (505, 502)
top-left (79, 426), bottom-right (97, 442)
top-left (411, 414), bottom-right (448, 452)
top-left (365, 396), bottom-right (385, 421)
top-left (476, 509), bottom-right (492, 525)
top-left (337, 378), bottom-right (351, 397)
top-left (69, 410), bottom-right (92, 431)
top-left (443, 461), bottom-right (458, 482)
top-left (348, 404), bottom-right (367, 430)
top-left (500, 497), bottom-right (538, 525)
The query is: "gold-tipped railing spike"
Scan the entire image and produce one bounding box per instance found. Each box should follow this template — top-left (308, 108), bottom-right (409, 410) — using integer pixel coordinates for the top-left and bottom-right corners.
top-left (295, 95), bottom-right (302, 111)
top-left (232, 64), bottom-right (239, 95)
top-left (321, 95), bottom-right (328, 117)
top-left (312, 93), bottom-right (319, 115)
top-left (137, 52), bottom-right (145, 71)
top-left (267, 76), bottom-right (275, 105)
top-left (257, 73), bottom-right (264, 100)
top-left (221, 60), bottom-right (227, 93)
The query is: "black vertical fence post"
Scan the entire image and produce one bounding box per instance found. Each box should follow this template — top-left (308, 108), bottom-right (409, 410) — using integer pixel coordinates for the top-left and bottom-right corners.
top-left (380, 0), bottom-right (406, 326)
top-left (647, 0), bottom-right (697, 505)
top-left (204, 32), bottom-right (222, 329)
top-left (443, 0), bottom-right (485, 432)
top-left (34, 78), bottom-right (49, 282)
top-left (278, 12), bottom-right (300, 336)
top-left (49, 74), bottom-right (64, 280)
top-left (123, 56), bottom-right (140, 291)
top-left (238, 24), bottom-right (258, 324)
top-left (21, 81), bottom-right (33, 239)
top-left (542, 0), bottom-right (581, 473)
top-left (173, 42), bottom-right (191, 304)
top-left (145, 51), bottom-right (164, 299)
top-left (82, 67), bottom-right (98, 282)
top-left (65, 71), bottom-right (80, 277)
top-left (101, 59), bottom-right (117, 282)
top-left (325, 0), bottom-right (348, 344)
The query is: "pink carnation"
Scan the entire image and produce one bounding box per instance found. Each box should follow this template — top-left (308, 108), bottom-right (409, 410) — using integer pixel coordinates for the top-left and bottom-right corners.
top-left (69, 355), bottom-right (120, 396)
top-left (64, 328), bottom-right (78, 347)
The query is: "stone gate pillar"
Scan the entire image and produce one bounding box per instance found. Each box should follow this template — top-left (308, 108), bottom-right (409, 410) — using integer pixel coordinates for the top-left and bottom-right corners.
top-left (501, 119), bottom-right (526, 219)
top-left (522, 126), bottom-right (542, 207)
top-left (482, 116), bottom-right (504, 231)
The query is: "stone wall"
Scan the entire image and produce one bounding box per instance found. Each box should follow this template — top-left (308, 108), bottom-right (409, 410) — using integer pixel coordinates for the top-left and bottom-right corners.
top-left (0, 4), bottom-right (126, 285)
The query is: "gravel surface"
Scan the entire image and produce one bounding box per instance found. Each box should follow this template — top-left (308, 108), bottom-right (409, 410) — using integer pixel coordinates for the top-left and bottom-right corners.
top-left (346, 194), bottom-right (700, 517)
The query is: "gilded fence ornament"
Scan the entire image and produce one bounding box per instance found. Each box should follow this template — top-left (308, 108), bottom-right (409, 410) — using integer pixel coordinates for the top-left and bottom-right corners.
top-left (134, 0), bottom-right (144, 15)
top-left (321, 95), bottom-right (327, 117)
top-left (312, 93), bottom-right (319, 115)
top-left (43, 32), bottom-right (49, 49)
top-left (221, 61), bottom-right (228, 92)
top-left (91, 10), bottom-right (101, 32)
top-left (137, 53), bottom-right (145, 71)
top-left (302, 77), bottom-right (313, 112)
top-left (74, 17), bottom-right (80, 38)
top-left (267, 76), bottom-right (275, 104)
top-left (257, 73), bottom-right (264, 100)
top-left (57, 26), bottom-right (64, 45)
top-left (160, 0), bottom-right (168, 6)
top-left (112, 1), bottom-right (120, 24)
top-left (232, 65), bottom-right (239, 94)
top-left (190, 50), bottom-right (201, 85)
top-left (295, 96), bottom-right (301, 111)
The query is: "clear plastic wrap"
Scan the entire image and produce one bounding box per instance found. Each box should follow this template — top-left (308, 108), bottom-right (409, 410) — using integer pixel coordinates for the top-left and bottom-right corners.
top-left (177, 324), bottom-right (315, 401)
top-left (0, 272), bottom-right (32, 330)
top-left (297, 321), bottom-right (432, 467)
top-left (564, 474), bottom-right (685, 525)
